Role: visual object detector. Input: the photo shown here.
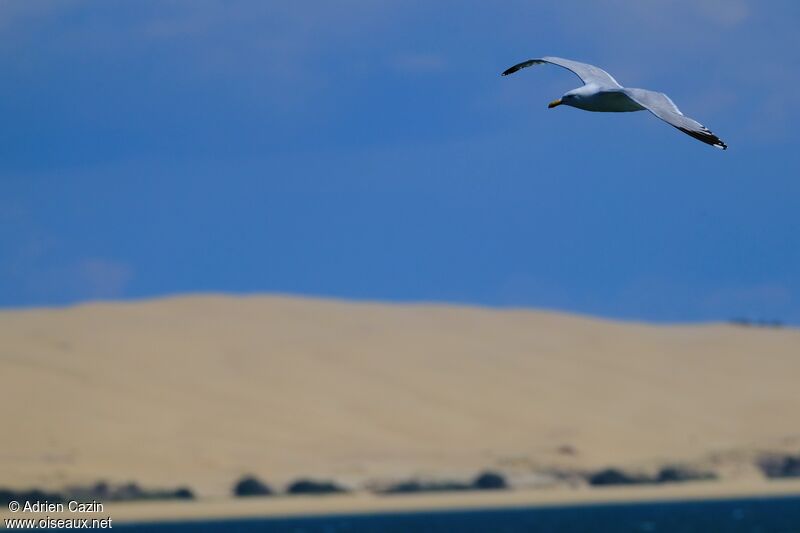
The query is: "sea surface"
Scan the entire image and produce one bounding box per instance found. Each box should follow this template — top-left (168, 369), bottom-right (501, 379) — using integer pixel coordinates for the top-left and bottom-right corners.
top-left (116, 495), bottom-right (800, 532)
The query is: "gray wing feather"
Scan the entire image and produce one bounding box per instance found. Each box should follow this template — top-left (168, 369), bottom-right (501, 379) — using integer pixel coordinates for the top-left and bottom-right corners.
top-left (501, 56), bottom-right (622, 88)
top-left (623, 88), bottom-right (728, 150)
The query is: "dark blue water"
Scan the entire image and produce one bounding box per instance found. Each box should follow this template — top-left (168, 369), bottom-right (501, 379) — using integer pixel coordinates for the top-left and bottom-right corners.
top-left (117, 495), bottom-right (800, 532)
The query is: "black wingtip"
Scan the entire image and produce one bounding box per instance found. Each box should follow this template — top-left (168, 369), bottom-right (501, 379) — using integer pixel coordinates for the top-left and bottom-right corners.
top-left (678, 127), bottom-right (728, 151)
top-left (711, 140), bottom-right (728, 150)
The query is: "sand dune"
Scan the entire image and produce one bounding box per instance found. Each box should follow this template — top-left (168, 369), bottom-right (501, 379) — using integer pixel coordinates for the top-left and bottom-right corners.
top-left (1, 294), bottom-right (798, 498)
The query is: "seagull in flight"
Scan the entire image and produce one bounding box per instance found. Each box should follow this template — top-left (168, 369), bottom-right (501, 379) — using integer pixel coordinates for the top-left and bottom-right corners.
top-left (502, 56), bottom-right (727, 150)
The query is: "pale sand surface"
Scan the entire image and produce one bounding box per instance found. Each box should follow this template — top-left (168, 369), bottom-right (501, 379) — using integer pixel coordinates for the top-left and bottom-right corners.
top-left (3, 481), bottom-right (800, 526)
top-left (1, 294), bottom-right (798, 503)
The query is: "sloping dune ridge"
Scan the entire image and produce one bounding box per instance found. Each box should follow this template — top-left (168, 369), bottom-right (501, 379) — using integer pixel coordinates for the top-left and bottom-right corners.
top-left (1, 294), bottom-right (798, 497)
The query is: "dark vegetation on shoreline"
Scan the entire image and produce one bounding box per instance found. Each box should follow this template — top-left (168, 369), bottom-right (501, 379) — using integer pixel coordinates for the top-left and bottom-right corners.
top-left (233, 476), bottom-right (273, 497)
top-left (0, 482), bottom-right (194, 506)
top-left (233, 476), bottom-right (349, 497)
top-left (758, 454), bottom-right (800, 479)
top-left (4, 453), bottom-right (799, 505)
top-left (231, 471), bottom-right (508, 498)
top-left (587, 466), bottom-right (717, 486)
top-left (377, 471), bottom-right (508, 494)
top-left (288, 479), bottom-right (348, 495)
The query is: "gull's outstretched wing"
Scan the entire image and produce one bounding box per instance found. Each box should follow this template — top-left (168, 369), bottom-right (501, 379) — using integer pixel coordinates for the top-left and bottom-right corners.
top-left (623, 88), bottom-right (728, 150)
top-left (501, 56), bottom-right (622, 89)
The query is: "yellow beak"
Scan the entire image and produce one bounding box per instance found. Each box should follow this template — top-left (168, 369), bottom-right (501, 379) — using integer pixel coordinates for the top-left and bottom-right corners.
top-left (548, 98), bottom-right (562, 109)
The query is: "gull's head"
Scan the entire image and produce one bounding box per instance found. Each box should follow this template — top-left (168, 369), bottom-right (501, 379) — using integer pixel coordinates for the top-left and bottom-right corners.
top-left (549, 93), bottom-right (577, 109)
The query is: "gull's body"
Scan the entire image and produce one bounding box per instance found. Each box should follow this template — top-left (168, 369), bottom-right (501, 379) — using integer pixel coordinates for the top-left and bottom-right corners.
top-left (502, 56), bottom-right (727, 149)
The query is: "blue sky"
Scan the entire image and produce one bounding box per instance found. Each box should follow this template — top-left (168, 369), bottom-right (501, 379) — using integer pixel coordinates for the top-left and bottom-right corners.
top-left (1, 0), bottom-right (799, 323)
